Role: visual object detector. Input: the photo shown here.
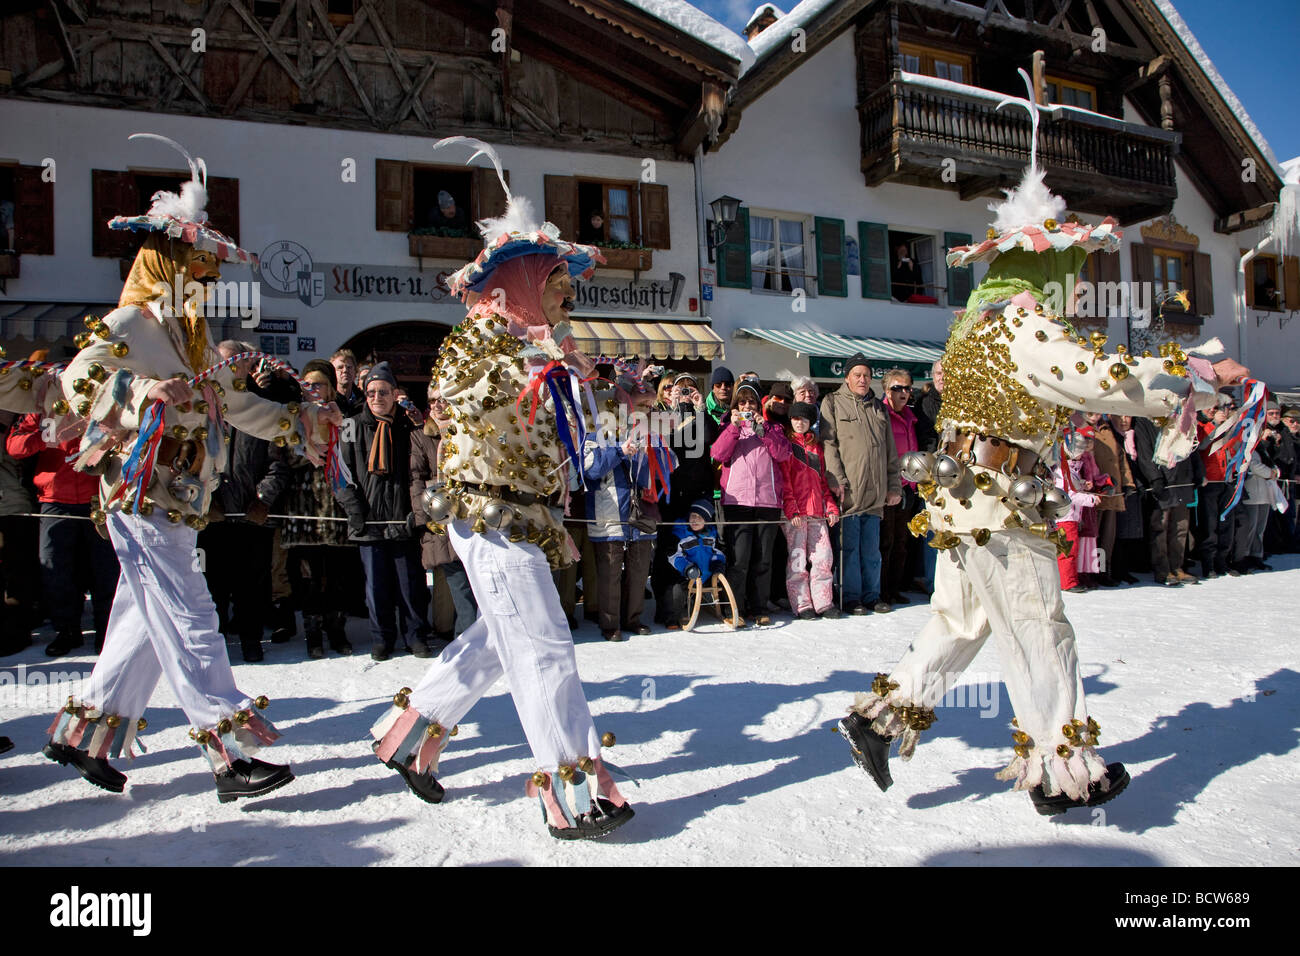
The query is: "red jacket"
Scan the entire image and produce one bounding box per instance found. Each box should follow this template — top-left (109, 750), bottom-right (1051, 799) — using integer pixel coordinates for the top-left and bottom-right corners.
top-left (4, 414), bottom-right (99, 505)
top-left (1197, 419), bottom-right (1227, 483)
top-left (779, 431), bottom-right (840, 520)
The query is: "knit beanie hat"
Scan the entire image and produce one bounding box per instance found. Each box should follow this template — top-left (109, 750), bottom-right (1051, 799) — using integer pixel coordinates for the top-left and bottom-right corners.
top-left (844, 352), bottom-right (869, 375)
top-left (364, 361), bottom-right (398, 388)
top-left (710, 366), bottom-right (735, 387)
top-left (689, 499), bottom-right (715, 522)
top-left (788, 401), bottom-right (818, 423)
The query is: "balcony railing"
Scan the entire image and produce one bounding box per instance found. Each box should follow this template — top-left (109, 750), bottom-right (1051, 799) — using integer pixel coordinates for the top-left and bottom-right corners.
top-left (859, 76), bottom-right (1180, 216)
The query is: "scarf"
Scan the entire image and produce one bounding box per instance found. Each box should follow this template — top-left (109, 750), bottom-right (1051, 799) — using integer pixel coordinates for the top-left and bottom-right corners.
top-left (367, 414), bottom-right (394, 475)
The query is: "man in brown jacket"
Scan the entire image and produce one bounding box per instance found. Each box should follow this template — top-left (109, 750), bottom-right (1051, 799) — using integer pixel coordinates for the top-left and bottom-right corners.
top-left (820, 353), bottom-right (901, 614)
top-left (1084, 412), bottom-right (1132, 586)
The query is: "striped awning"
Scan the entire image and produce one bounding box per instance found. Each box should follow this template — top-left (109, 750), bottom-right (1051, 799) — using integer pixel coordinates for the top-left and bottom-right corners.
top-left (0, 301), bottom-right (118, 346)
top-left (567, 318), bottom-right (725, 361)
top-left (737, 327), bottom-right (945, 366)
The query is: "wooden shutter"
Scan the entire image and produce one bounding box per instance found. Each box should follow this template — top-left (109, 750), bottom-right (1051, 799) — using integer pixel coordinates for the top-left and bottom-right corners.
top-left (1284, 256), bottom-right (1300, 311)
top-left (91, 169), bottom-right (139, 258)
top-left (858, 221), bottom-right (890, 299)
top-left (639, 183), bottom-right (670, 249)
top-left (1130, 243), bottom-right (1154, 315)
top-left (815, 217), bottom-right (847, 297)
top-left (205, 176), bottom-right (241, 247)
top-left (944, 231), bottom-right (973, 307)
top-left (1094, 249), bottom-right (1121, 285)
top-left (13, 164), bottom-right (53, 255)
top-left (1193, 251), bottom-right (1214, 317)
top-left (474, 166), bottom-right (509, 222)
top-left (375, 159), bottom-right (412, 232)
top-left (544, 175), bottom-right (577, 241)
top-left (716, 207), bottom-right (750, 289)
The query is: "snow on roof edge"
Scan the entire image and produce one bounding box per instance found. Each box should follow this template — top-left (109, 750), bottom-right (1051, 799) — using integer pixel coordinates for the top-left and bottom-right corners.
top-left (746, 3), bottom-right (786, 31)
top-left (744, 0), bottom-right (838, 71)
top-left (1150, 0), bottom-right (1280, 177)
top-left (620, 0), bottom-right (755, 71)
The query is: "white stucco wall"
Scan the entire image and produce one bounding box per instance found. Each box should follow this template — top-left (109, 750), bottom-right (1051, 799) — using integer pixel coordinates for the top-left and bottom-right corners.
top-left (0, 99), bottom-right (704, 363)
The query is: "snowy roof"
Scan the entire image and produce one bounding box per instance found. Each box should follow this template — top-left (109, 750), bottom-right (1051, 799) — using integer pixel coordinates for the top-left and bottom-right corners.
top-left (746, 0), bottom-right (837, 68)
top-left (621, 0), bottom-right (755, 69)
top-left (745, 3), bottom-right (785, 30)
top-left (1150, 0), bottom-right (1279, 175)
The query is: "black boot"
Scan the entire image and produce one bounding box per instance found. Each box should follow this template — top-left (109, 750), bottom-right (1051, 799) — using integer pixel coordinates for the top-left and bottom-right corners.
top-left (838, 712), bottom-right (893, 792)
top-left (240, 634), bottom-right (264, 663)
top-left (214, 757), bottom-right (294, 803)
top-left (1029, 762), bottom-right (1130, 816)
top-left (378, 748), bottom-right (445, 804)
top-left (43, 741), bottom-right (127, 793)
top-left (548, 798), bottom-right (635, 841)
top-left (304, 614), bottom-right (325, 659)
top-left (269, 600), bottom-right (295, 643)
top-left (325, 612), bottom-right (353, 655)
top-left (45, 631), bottom-right (84, 658)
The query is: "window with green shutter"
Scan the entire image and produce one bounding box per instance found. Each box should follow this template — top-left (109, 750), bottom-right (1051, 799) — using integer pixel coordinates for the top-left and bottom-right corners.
top-left (717, 208), bottom-right (751, 289)
top-left (815, 217), bottom-right (847, 297)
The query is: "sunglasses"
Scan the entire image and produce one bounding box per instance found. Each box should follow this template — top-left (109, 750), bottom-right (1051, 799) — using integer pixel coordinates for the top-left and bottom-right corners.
top-left (889, 384), bottom-right (913, 392)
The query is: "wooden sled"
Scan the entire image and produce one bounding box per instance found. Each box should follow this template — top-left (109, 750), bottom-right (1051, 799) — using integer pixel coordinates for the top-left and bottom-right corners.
top-left (684, 572), bottom-right (743, 630)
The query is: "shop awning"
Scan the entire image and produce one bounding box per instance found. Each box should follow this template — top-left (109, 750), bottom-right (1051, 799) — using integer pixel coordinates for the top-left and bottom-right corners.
top-left (737, 327), bottom-right (944, 378)
top-left (567, 318), bottom-right (725, 361)
top-left (0, 301), bottom-right (118, 346)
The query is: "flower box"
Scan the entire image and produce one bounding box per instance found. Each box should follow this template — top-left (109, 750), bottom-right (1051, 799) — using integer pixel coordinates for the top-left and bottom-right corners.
top-left (409, 234), bottom-right (482, 261)
top-left (598, 246), bottom-right (653, 271)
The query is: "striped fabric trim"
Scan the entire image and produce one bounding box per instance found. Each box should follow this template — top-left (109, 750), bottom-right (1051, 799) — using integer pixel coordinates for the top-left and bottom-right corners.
top-left (737, 328), bottom-right (945, 364)
top-left (567, 319), bottom-right (725, 361)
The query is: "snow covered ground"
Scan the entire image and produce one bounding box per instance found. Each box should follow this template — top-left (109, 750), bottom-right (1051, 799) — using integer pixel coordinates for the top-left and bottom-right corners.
top-left (2, 557), bottom-right (1298, 867)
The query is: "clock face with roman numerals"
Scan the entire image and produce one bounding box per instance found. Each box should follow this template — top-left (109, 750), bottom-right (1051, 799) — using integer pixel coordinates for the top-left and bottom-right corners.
top-left (258, 240), bottom-right (313, 295)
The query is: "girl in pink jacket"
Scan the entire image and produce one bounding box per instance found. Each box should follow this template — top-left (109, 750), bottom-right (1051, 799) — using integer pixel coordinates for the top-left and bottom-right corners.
top-left (780, 402), bottom-right (841, 618)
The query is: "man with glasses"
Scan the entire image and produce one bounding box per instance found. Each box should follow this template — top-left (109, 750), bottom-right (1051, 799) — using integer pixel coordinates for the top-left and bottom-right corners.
top-left (879, 370), bottom-right (920, 606)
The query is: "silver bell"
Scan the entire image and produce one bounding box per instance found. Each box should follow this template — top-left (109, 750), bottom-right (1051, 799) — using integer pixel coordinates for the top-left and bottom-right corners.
top-left (1039, 485), bottom-right (1071, 519)
top-left (1008, 475), bottom-right (1045, 510)
top-left (932, 454), bottom-right (965, 489)
top-left (899, 451), bottom-right (936, 485)
top-left (480, 499), bottom-right (515, 531)
top-left (421, 487), bottom-right (452, 524)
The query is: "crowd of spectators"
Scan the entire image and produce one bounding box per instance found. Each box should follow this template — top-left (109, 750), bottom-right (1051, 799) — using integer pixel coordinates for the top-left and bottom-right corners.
top-left (1, 342), bottom-right (1297, 660)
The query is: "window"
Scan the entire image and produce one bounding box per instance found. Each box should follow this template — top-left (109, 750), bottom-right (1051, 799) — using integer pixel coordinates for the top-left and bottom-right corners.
top-left (375, 160), bottom-right (508, 235)
top-left (1248, 255), bottom-right (1280, 310)
top-left (1045, 76), bottom-right (1097, 112)
top-left (899, 43), bottom-right (971, 84)
top-left (0, 164), bottom-right (54, 256)
top-left (749, 212), bottom-right (811, 293)
top-left (1151, 246), bottom-right (1186, 302)
top-left (577, 180), bottom-right (638, 245)
top-left (543, 176), bottom-right (670, 250)
top-left (887, 230), bottom-right (938, 303)
top-left (92, 168), bottom-right (239, 258)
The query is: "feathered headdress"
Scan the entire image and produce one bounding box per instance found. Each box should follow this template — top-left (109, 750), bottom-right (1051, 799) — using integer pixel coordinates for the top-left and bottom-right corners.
top-left (432, 136), bottom-right (604, 300)
top-left (107, 133), bottom-right (256, 264)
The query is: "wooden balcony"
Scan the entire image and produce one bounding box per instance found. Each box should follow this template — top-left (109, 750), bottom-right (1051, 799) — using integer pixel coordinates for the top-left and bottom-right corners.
top-left (859, 77), bottom-right (1181, 224)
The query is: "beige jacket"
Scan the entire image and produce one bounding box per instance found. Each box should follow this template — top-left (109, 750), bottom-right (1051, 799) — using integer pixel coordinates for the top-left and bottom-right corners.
top-left (820, 384), bottom-right (901, 517)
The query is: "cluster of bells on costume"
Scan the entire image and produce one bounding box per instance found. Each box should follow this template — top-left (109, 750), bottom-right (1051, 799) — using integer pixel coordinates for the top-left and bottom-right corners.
top-left (421, 486), bottom-right (518, 534)
top-left (897, 450), bottom-right (1072, 519)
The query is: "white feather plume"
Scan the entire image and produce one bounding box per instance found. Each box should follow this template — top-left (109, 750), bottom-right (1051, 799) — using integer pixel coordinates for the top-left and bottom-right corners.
top-left (431, 136), bottom-right (541, 246)
top-left (128, 132), bottom-right (210, 222)
top-left (990, 166), bottom-right (1067, 233)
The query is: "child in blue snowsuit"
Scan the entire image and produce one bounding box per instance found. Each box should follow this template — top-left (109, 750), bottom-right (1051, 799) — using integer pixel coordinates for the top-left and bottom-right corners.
top-left (666, 499), bottom-right (727, 627)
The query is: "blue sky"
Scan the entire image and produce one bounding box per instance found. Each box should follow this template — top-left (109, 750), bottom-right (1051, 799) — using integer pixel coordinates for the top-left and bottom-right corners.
top-left (692, 0), bottom-right (1298, 164)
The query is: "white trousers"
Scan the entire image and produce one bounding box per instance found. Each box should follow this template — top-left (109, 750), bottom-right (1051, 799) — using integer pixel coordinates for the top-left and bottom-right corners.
top-left (889, 529), bottom-right (1089, 754)
top-left (408, 521), bottom-right (602, 768)
top-left (80, 511), bottom-right (253, 731)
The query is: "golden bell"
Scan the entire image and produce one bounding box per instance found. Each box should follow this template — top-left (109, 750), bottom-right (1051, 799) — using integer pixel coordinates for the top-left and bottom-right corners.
top-left (1049, 366), bottom-right (1061, 376)
top-left (557, 765), bottom-right (576, 783)
top-left (51, 398), bottom-right (70, 415)
top-left (136, 500), bottom-right (154, 516)
top-left (106, 714), bottom-right (122, 729)
top-left (1028, 523), bottom-right (1048, 537)
top-left (232, 378), bottom-right (247, 391)
top-left (449, 724), bottom-right (459, 736)
top-left (111, 342), bottom-right (129, 358)
top-left (907, 511), bottom-right (931, 538)
top-left (217, 718), bottom-right (233, 735)
top-left (72, 378), bottom-right (91, 395)
top-left (137, 718), bottom-right (147, 731)
top-left (254, 695), bottom-right (270, 709)
top-left (577, 756), bottom-right (595, 774)
top-left (1011, 717), bottom-right (1019, 727)
top-left (165, 510), bottom-right (182, 524)
top-left (1056, 744), bottom-right (1073, 759)
top-left (194, 400), bottom-right (209, 414)
top-left (272, 436), bottom-right (287, 448)
top-left (287, 432), bottom-right (301, 446)
top-left (278, 418), bottom-right (292, 431)
top-left (74, 332), bottom-right (93, 349)
top-left (399, 687), bottom-right (413, 696)
top-left (426, 723), bottom-right (444, 738)
top-left (601, 732), bottom-right (616, 748)
top-left (971, 528), bottom-right (991, 546)
top-left (286, 402), bottom-right (300, 415)
top-left (87, 362), bottom-right (108, 382)
top-left (1013, 744), bottom-right (1030, 758)
top-left (472, 517), bottom-right (487, 534)
top-left (1110, 363), bottom-right (1130, 381)
top-left (90, 509), bottom-right (107, 525)
top-left (531, 771), bottom-right (549, 789)
top-left (192, 426), bottom-right (208, 441)
top-left (973, 472), bottom-right (993, 491)
top-left (83, 314), bottom-right (99, 329)
top-left (393, 692), bottom-right (410, 709)
top-left (93, 322), bottom-right (110, 337)
top-left (1043, 218), bottom-right (1058, 230)
top-left (171, 425), bottom-right (188, 440)
top-left (17, 377), bottom-right (32, 391)
top-left (1062, 723), bottom-right (1077, 738)
top-left (185, 515), bottom-right (207, 530)
top-left (1074, 361), bottom-right (1088, 374)
top-left (194, 730), bottom-right (211, 745)
top-left (1012, 730), bottom-right (1030, 745)
top-left (63, 696), bottom-right (77, 713)
top-left (235, 710), bottom-right (251, 725)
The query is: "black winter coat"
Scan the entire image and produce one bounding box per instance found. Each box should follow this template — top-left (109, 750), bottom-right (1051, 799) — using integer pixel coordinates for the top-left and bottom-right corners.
top-left (1131, 417), bottom-right (1204, 509)
top-left (333, 407), bottom-right (418, 542)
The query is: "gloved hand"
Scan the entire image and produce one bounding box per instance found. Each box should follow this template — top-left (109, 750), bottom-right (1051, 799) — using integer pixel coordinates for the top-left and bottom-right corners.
top-left (685, 565), bottom-right (701, 580)
top-left (348, 513), bottom-right (366, 537)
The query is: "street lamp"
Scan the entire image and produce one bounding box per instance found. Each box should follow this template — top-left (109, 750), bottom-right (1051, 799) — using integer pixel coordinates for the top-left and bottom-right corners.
top-left (707, 195), bottom-right (741, 262)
